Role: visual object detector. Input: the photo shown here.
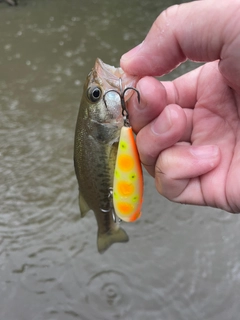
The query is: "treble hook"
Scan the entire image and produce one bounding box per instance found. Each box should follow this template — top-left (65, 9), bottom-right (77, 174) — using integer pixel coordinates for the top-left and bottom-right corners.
top-left (103, 87), bottom-right (140, 127)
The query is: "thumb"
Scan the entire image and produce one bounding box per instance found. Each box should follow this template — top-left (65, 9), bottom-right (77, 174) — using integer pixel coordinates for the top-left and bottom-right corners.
top-left (120, 0), bottom-right (240, 87)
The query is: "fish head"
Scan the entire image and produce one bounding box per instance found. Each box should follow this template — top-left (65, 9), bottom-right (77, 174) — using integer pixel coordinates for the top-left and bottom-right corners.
top-left (81, 58), bottom-right (138, 125)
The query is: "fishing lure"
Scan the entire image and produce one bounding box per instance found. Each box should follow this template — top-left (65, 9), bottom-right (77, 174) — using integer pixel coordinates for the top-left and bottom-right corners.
top-left (104, 88), bottom-right (143, 222)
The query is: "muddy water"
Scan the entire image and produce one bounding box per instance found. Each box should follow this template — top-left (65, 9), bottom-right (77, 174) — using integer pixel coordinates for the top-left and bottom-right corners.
top-left (1, 1), bottom-right (240, 319)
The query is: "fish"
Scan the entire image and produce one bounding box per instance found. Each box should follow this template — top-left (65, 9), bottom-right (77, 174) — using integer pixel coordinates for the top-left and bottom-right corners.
top-left (74, 58), bottom-right (138, 253)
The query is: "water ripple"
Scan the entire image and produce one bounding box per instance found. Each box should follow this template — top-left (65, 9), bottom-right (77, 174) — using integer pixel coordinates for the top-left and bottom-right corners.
top-left (86, 270), bottom-right (132, 319)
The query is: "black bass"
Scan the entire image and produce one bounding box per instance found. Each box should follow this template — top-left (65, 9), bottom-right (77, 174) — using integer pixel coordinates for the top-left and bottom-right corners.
top-left (74, 58), bottom-right (138, 253)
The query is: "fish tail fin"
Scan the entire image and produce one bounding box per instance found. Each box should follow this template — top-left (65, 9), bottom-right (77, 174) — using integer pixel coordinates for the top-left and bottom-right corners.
top-left (97, 227), bottom-right (129, 254)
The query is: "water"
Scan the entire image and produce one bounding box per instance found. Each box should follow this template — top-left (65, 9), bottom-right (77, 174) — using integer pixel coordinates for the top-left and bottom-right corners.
top-left (1, 1), bottom-right (240, 319)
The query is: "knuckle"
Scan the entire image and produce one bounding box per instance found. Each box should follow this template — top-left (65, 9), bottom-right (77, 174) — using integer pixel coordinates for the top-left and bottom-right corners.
top-left (154, 4), bottom-right (180, 33)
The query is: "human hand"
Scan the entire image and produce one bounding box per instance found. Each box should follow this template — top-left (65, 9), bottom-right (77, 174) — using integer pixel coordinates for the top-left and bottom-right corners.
top-left (120, 0), bottom-right (240, 213)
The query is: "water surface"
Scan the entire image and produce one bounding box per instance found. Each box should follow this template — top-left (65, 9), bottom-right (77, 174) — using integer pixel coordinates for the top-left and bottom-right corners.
top-left (1, 1), bottom-right (240, 319)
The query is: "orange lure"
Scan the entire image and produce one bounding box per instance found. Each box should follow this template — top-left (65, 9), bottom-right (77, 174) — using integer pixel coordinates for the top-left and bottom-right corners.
top-left (113, 126), bottom-right (143, 222)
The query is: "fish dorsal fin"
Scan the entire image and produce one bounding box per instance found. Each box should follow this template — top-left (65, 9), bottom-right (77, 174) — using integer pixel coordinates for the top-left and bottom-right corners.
top-left (79, 193), bottom-right (90, 218)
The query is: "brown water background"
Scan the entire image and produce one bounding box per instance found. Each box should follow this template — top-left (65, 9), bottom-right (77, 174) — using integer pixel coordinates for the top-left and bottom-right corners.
top-left (1, 1), bottom-right (240, 319)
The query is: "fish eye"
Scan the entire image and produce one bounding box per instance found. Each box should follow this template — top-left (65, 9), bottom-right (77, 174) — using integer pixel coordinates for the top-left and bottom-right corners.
top-left (87, 86), bottom-right (102, 103)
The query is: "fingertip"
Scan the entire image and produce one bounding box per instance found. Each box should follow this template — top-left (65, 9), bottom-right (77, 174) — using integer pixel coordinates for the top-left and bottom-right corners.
top-left (153, 143), bottom-right (221, 202)
top-left (128, 77), bottom-right (167, 133)
top-left (150, 104), bottom-right (186, 136)
top-left (137, 76), bottom-right (166, 101)
top-left (189, 145), bottom-right (220, 166)
top-left (134, 77), bottom-right (166, 112)
top-left (157, 144), bottom-right (221, 181)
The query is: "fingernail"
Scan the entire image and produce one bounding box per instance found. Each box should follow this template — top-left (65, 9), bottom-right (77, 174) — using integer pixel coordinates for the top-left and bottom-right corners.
top-left (190, 145), bottom-right (219, 159)
top-left (151, 106), bottom-right (176, 135)
top-left (121, 42), bottom-right (143, 61)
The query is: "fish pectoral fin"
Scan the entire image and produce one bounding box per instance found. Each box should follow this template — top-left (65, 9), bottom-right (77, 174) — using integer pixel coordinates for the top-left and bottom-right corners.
top-left (79, 193), bottom-right (90, 218)
top-left (97, 227), bottom-right (129, 254)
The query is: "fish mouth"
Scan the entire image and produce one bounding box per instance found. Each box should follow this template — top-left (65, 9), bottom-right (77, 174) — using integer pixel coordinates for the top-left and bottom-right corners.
top-left (94, 58), bottom-right (138, 97)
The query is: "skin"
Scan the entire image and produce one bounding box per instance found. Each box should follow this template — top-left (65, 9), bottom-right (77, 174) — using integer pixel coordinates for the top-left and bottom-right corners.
top-left (120, 0), bottom-right (240, 213)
